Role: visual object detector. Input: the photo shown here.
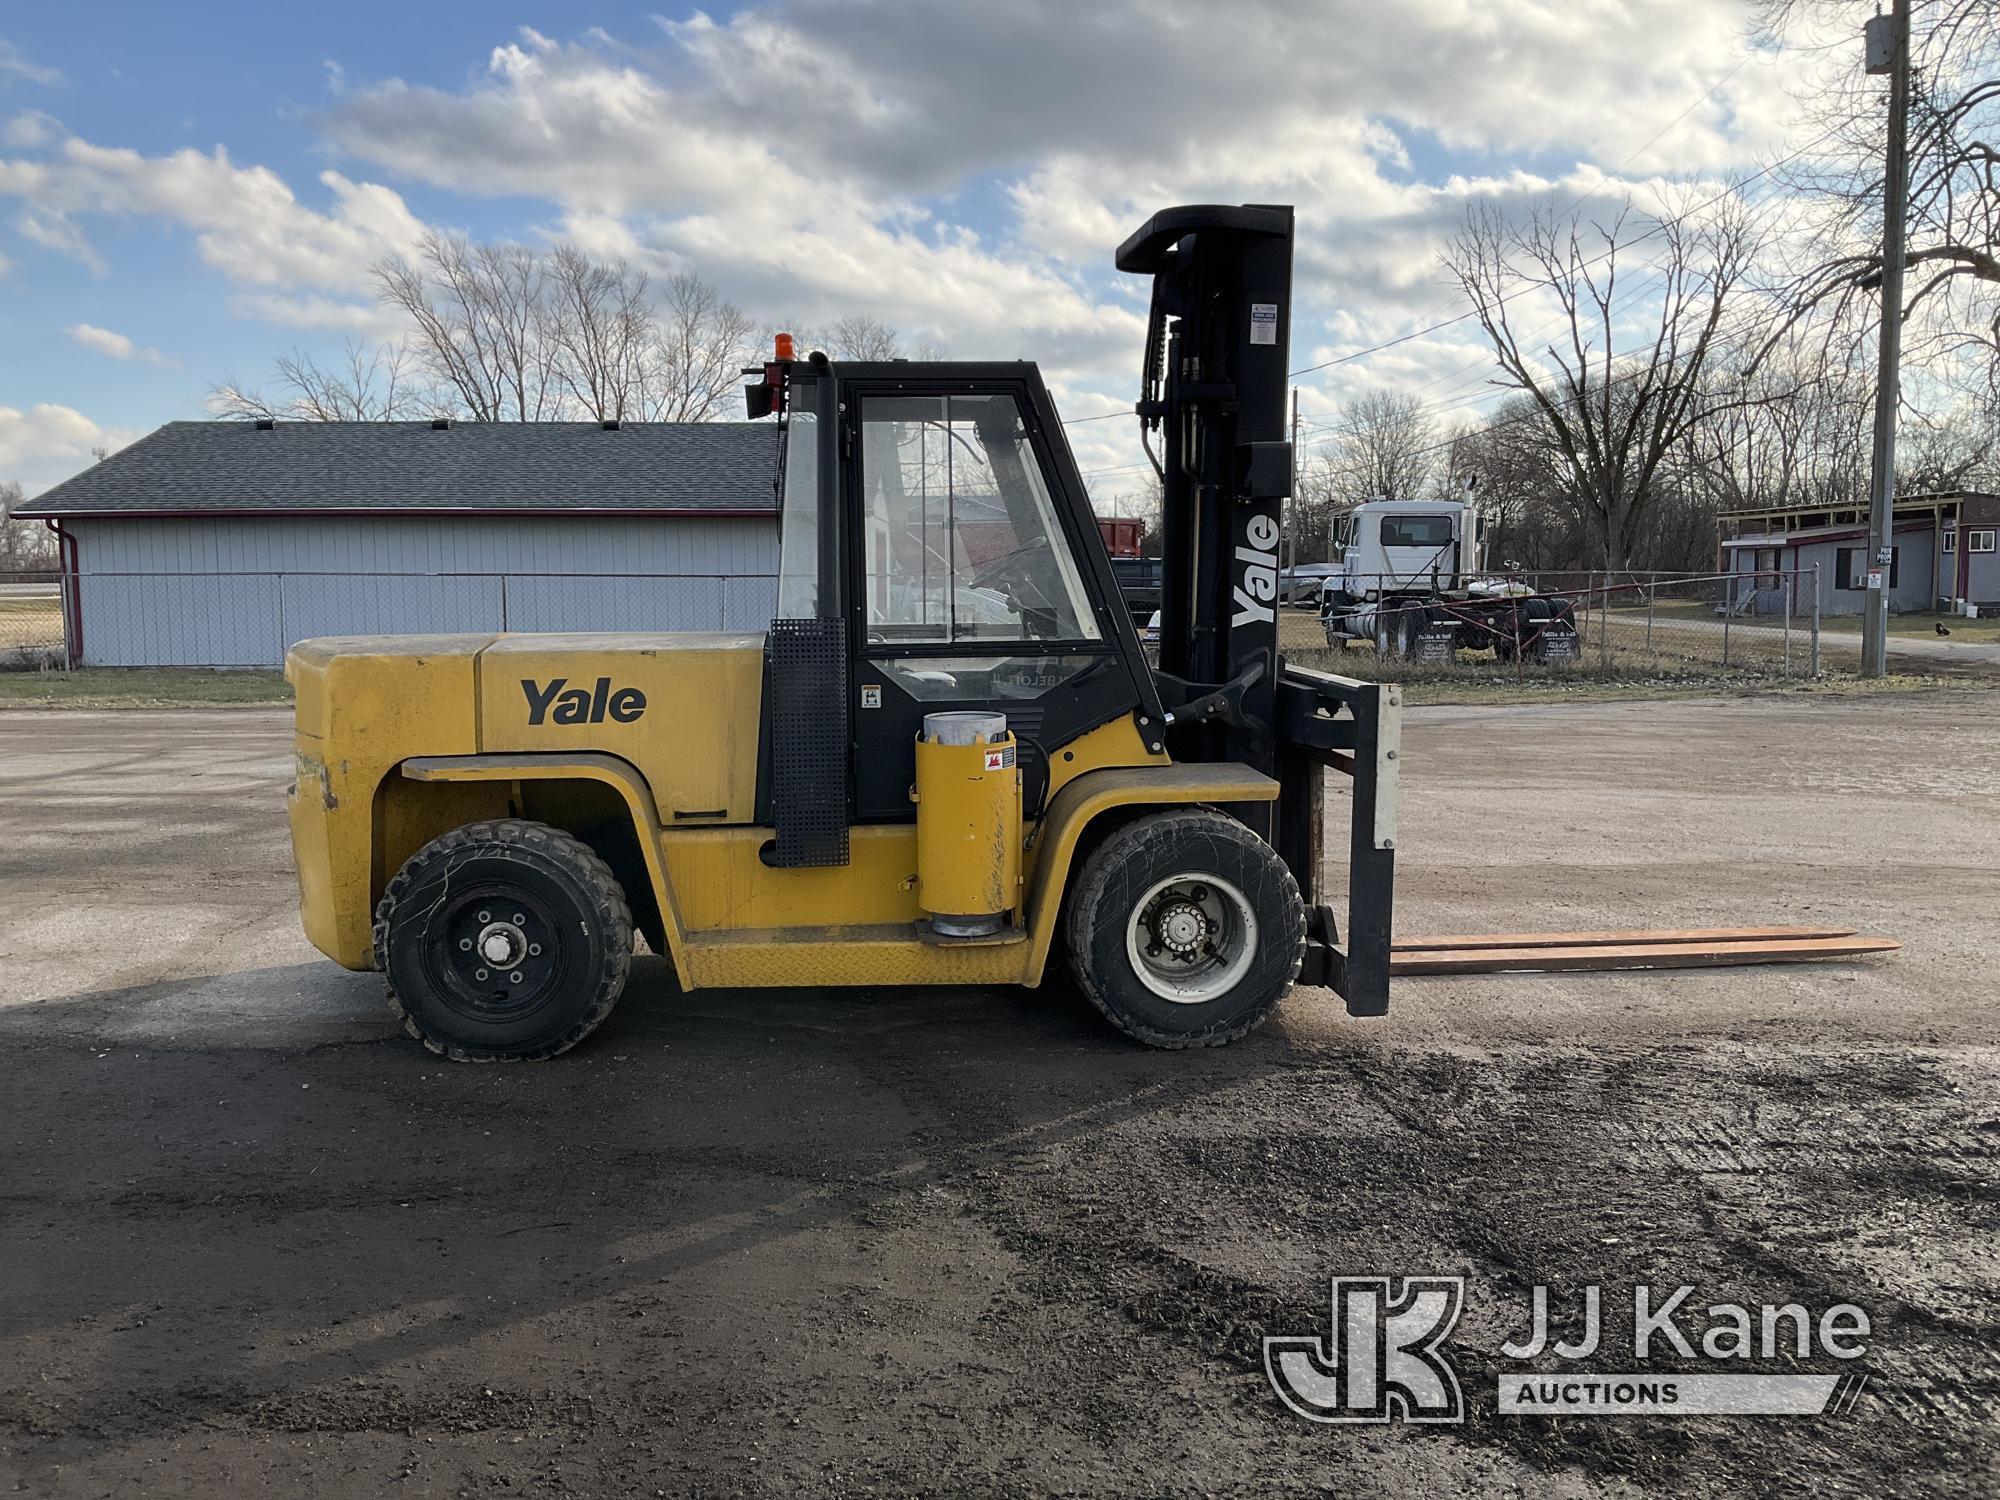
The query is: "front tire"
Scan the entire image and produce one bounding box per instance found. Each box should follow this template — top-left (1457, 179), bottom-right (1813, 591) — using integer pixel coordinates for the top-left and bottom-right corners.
top-left (374, 819), bottom-right (633, 1062)
top-left (1063, 810), bottom-right (1304, 1048)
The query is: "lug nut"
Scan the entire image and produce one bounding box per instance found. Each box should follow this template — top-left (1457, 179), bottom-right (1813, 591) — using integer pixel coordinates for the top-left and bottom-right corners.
top-left (459, 938), bottom-right (472, 951)
top-left (509, 971), bottom-right (523, 985)
top-left (477, 910), bottom-right (491, 923)
top-left (528, 943), bottom-right (542, 956)
top-left (474, 967), bottom-right (489, 980)
top-left (512, 913), bottom-right (525, 925)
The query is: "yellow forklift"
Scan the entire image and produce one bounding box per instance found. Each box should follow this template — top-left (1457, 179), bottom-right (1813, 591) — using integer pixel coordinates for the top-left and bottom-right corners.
top-left (286, 204), bottom-right (1399, 1060)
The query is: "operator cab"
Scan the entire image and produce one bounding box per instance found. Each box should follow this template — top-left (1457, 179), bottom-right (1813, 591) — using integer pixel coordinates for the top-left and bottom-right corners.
top-left (747, 352), bottom-right (1160, 847)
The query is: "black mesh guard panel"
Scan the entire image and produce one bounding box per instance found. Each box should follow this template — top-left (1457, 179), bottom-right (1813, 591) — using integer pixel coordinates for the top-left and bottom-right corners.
top-left (768, 617), bottom-right (851, 867)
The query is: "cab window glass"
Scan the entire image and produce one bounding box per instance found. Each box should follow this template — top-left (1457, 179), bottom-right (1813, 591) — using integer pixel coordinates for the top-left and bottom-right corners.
top-left (1380, 514), bottom-right (1454, 548)
top-left (773, 391), bottom-right (819, 618)
top-left (859, 394), bottom-right (1100, 644)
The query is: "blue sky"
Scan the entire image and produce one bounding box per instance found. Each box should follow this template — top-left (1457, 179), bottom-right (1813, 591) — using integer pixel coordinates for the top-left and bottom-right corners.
top-left (1, 2), bottom-right (1822, 496)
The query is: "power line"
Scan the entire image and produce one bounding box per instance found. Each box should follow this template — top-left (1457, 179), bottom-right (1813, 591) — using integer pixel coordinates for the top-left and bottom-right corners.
top-left (1284, 53), bottom-right (1761, 390)
top-left (1285, 120), bottom-right (1840, 382)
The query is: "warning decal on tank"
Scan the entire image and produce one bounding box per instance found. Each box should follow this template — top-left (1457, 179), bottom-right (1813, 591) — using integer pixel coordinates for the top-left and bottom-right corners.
top-left (984, 746), bottom-right (1016, 772)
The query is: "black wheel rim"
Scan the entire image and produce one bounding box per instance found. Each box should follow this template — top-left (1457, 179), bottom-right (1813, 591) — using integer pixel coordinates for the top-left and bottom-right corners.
top-left (417, 881), bottom-right (566, 1025)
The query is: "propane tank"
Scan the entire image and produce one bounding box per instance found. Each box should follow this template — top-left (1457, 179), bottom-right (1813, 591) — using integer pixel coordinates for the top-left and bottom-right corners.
top-left (913, 711), bottom-right (1022, 938)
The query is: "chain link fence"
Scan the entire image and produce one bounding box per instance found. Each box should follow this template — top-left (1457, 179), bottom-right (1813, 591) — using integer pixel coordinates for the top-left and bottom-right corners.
top-left (0, 561), bottom-right (1862, 684)
top-left (0, 570), bottom-right (65, 670)
top-left (1290, 567), bottom-right (1828, 682)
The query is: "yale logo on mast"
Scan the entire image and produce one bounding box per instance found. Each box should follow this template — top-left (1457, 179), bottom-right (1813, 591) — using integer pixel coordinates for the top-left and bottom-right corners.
top-left (1232, 513), bottom-right (1281, 628)
top-left (521, 677), bottom-right (648, 726)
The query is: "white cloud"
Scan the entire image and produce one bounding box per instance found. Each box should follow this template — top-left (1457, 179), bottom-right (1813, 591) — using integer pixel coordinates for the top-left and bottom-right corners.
top-left (66, 322), bottom-right (132, 358)
top-left (0, 139), bottom-right (428, 290)
top-left (66, 322), bottom-right (175, 366)
top-left (3, 109), bottom-right (58, 147)
top-left (0, 404), bottom-right (139, 497)
top-left (303, 5), bottom-right (1817, 466)
top-left (227, 290), bottom-right (402, 336)
top-left (0, 39), bottom-right (63, 88)
top-left (0, 6), bottom-right (1841, 497)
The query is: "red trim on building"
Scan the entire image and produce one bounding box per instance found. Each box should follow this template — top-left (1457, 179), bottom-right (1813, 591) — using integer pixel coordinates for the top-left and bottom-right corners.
top-left (16, 506), bottom-right (778, 522)
top-left (47, 520), bottom-right (82, 668)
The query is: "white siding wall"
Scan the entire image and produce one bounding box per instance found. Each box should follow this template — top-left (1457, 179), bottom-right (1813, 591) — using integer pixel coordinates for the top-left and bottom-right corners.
top-left (69, 514), bottom-right (778, 667)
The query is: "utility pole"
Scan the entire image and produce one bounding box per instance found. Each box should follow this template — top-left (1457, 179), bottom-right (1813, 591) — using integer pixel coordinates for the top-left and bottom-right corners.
top-left (1861, 0), bottom-right (1911, 678)
top-left (1285, 387), bottom-right (1301, 576)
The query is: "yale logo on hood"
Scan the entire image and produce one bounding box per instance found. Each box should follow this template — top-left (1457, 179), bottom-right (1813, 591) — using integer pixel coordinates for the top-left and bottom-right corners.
top-left (521, 676), bottom-right (648, 726)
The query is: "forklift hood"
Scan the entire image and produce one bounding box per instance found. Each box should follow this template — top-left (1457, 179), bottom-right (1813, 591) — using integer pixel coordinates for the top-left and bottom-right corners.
top-left (289, 631), bottom-right (768, 823)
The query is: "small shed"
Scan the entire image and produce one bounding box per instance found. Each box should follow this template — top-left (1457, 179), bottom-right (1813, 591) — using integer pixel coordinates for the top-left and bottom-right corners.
top-left (1716, 490), bottom-right (2000, 616)
top-left (18, 420), bottom-right (781, 668)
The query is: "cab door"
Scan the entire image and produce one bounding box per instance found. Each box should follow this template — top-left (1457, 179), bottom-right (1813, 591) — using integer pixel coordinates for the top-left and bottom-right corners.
top-left (843, 384), bottom-right (1138, 823)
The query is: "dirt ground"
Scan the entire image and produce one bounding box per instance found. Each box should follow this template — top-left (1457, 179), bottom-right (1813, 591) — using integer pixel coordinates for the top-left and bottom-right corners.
top-left (1, 696), bottom-right (1996, 1497)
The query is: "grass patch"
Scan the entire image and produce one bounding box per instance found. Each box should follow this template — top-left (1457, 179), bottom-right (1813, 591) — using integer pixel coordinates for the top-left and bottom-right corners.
top-left (1394, 671), bottom-right (1975, 706)
top-left (0, 667), bottom-right (293, 709)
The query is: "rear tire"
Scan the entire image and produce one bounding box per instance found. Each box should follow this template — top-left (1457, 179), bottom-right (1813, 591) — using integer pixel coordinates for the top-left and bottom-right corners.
top-left (1063, 810), bottom-right (1304, 1048)
top-left (374, 819), bottom-right (633, 1062)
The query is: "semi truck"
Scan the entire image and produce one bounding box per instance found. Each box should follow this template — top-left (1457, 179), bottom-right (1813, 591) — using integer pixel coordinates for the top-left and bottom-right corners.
top-left (1319, 496), bottom-right (1582, 663)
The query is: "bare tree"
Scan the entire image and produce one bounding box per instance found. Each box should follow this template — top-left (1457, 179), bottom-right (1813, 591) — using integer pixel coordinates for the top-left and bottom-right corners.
top-left (1324, 389), bottom-right (1440, 507)
top-left (1896, 401), bottom-right (2000, 491)
top-left (1444, 194), bottom-right (1773, 568)
top-left (828, 315), bottom-right (901, 361)
top-left (373, 236), bottom-right (755, 423)
top-left (776, 316), bottom-right (941, 363)
top-left (1443, 400), bottom-right (1574, 568)
top-left (1759, 0), bottom-right (2000, 397)
top-left (648, 273), bottom-right (754, 422)
top-left (1, 478), bottom-right (57, 566)
top-left (545, 246), bottom-right (654, 423)
top-left (209, 339), bottom-right (432, 423)
top-left (374, 233), bottom-right (566, 422)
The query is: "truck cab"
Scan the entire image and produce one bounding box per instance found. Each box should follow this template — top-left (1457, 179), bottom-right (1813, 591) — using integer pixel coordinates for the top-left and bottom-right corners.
top-left (1331, 497), bottom-right (1482, 601)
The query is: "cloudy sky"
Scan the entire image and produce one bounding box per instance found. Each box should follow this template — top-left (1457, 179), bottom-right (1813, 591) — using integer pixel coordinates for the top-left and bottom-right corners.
top-left (0, 1), bottom-right (1832, 497)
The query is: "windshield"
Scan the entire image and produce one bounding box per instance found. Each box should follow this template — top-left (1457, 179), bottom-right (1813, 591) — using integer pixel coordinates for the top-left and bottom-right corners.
top-left (857, 393), bottom-right (1100, 643)
top-left (1380, 514), bottom-right (1454, 549)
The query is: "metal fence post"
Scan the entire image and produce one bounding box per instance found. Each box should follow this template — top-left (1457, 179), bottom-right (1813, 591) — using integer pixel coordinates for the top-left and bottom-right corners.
top-left (1783, 567), bottom-right (1793, 677)
top-left (1721, 576), bottom-right (1731, 669)
top-left (1645, 580), bottom-right (1655, 657)
top-left (1597, 571), bottom-right (1610, 671)
top-left (1811, 562), bottom-right (1822, 677)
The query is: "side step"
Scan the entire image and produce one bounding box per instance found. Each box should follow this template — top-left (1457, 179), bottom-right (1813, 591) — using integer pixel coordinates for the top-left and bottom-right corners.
top-left (1390, 925), bottom-right (1899, 976)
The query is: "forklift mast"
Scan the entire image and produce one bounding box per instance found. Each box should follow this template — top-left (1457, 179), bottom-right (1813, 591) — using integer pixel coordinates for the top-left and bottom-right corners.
top-left (1117, 205), bottom-right (1398, 1013)
top-left (1117, 204), bottom-right (1295, 813)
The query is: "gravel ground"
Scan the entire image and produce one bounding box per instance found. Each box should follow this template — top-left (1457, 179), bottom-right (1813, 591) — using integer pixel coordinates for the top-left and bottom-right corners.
top-left (1, 696), bottom-right (1995, 1497)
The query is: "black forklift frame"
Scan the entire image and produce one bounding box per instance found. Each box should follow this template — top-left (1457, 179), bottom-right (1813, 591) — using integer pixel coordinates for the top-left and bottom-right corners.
top-left (746, 203), bottom-right (1396, 1015)
top-left (1117, 204), bottom-right (1397, 1014)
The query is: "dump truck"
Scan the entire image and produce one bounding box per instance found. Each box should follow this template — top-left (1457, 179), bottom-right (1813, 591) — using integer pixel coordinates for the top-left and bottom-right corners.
top-left (1320, 495), bottom-right (1582, 662)
top-left (286, 203), bottom-right (1398, 1060)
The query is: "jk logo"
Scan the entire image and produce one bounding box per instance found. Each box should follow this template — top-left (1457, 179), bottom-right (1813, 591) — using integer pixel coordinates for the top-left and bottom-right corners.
top-left (1264, 1276), bottom-right (1465, 1424)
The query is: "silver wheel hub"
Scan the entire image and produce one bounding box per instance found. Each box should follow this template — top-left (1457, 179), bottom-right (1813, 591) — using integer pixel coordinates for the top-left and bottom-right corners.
top-left (1125, 874), bottom-right (1258, 1005)
top-left (477, 921), bottom-right (527, 968)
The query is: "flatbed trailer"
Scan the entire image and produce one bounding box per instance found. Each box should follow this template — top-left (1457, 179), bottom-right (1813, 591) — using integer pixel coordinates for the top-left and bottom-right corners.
top-left (1320, 581), bottom-right (1583, 663)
